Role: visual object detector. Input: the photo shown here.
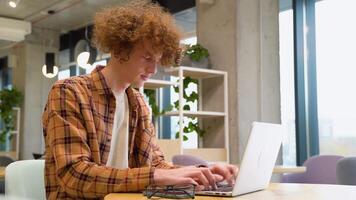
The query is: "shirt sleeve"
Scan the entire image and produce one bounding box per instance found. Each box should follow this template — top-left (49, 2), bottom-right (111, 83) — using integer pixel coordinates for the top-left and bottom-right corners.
top-left (150, 123), bottom-right (178, 169)
top-left (44, 83), bottom-right (155, 198)
top-left (137, 92), bottom-right (178, 169)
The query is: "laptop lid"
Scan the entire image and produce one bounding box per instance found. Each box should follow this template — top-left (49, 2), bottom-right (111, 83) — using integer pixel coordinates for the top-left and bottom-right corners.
top-left (232, 122), bottom-right (283, 196)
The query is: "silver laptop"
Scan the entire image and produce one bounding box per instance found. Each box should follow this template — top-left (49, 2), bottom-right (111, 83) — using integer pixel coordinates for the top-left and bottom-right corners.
top-left (196, 122), bottom-right (284, 197)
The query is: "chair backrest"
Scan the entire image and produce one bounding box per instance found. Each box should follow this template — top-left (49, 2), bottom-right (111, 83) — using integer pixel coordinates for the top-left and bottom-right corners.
top-left (0, 156), bottom-right (14, 167)
top-left (5, 160), bottom-right (46, 200)
top-left (172, 154), bottom-right (209, 166)
top-left (0, 156), bottom-right (14, 194)
top-left (282, 155), bottom-right (344, 184)
top-left (336, 157), bottom-right (356, 185)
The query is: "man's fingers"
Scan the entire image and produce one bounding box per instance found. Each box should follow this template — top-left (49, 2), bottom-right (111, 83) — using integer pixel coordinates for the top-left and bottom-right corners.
top-left (213, 174), bottom-right (224, 182)
top-left (211, 164), bottom-right (235, 185)
top-left (179, 177), bottom-right (198, 186)
top-left (200, 168), bottom-right (218, 189)
top-left (227, 164), bottom-right (238, 177)
top-left (212, 165), bottom-right (231, 180)
top-left (191, 171), bottom-right (210, 189)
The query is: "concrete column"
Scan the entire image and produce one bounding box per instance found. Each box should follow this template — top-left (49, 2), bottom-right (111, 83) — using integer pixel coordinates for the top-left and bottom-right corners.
top-left (9, 28), bottom-right (59, 159)
top-left (197, 0), bottom-right (280, 164)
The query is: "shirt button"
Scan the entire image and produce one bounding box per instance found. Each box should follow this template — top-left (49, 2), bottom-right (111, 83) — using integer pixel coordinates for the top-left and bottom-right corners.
top-left (109, 109), bottom-right (114, 114)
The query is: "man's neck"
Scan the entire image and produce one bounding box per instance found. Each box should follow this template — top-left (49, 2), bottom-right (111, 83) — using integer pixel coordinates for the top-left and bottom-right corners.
top-left (101, 59), bottom-right (130, 94)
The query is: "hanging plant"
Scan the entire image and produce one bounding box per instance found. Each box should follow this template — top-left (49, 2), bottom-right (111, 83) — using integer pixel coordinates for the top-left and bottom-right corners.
top-left (173, 76), bottom-right (206, 141)
top-left (0, 88), bottom-right (23, 143)
top-left (143, 89), bottom-right (171, 118)
top-left (143, 77), bottom-right (206, 141)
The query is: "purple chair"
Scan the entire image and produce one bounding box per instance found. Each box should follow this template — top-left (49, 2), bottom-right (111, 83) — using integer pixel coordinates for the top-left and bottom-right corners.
top-left (172, 154), bottom-right (209, 167)
top-left (281, 155), bottom-right (344, 184)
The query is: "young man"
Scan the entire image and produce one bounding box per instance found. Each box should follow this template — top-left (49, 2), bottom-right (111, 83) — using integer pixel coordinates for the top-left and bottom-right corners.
top-left (42, 1), bottom-right (236, 199)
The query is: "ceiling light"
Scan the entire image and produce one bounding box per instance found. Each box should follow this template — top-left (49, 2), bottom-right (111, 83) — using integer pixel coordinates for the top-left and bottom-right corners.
top-left (42, 53), bottom-right (58, 78)
top-left (42, 65), bottom-right (58, 78)
top-left (8, 0), bottom-right (20, 8)
top-left (9, 1), bottom-right (16, 8)
top-left (74, 39), bottom-right (97, 69)
top-left (77, 52), bottom-right (90, 68)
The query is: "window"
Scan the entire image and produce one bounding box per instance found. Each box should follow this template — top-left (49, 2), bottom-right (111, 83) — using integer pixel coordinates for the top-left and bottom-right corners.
top-left (279, 0), bottom-right (296, 165)
top-left (58, 69), bottom-right (70, 80)
top-left (315, 0), bottom-right (356, 156)
top-left (58, 59), bottom-right (107, 80)
top-left (281, 0), bottom-right (356, 165)
top-left (86, 59), bottom-right (107, 74)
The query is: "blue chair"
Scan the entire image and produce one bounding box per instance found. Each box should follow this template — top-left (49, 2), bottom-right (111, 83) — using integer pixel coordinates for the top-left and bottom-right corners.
top-left (281, 155), bottom-right (344, 184)
top-left (172, 154), bottom-right (209, 167)
top-left (336, 157), bottom-right (356, 185)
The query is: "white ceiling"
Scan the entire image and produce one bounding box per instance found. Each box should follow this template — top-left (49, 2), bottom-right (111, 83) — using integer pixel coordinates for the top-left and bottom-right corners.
top-left (0, 0), bottom-right (196, 49)
top-left (0, 0), bottom-right (128, 32)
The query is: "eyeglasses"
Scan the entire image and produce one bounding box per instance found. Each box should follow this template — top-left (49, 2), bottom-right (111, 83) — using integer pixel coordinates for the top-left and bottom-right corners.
top-left (143, 184), bottom-right (196, 199)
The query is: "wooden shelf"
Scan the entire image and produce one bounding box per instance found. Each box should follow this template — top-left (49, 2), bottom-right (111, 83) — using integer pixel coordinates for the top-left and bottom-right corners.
top-left (157, 139), bottom-right (180, 162)
top-left (165, 66), bottom-right (227, 79)
top-left (273, 166), bottom-right (307, 174)
top-left (143, 79), bottom-right (177, 89)
top-left (0, 151), bottom-right (16, 159)
top-left (183, 148), bottom-right (227, 162)
top-left (164, 110), bottom-right (225, 118)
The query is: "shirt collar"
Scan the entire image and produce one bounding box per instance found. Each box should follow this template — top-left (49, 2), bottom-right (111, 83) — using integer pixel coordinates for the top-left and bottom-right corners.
top-left (91, 65), bottom-right (139, 109)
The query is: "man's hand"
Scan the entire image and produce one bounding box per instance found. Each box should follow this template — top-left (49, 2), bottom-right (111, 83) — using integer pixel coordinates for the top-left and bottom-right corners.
top-left (153, 164), bottom-right (238, 190)
top-left (209, 163), bottom-right (238, 186)
top-left (153, 166), bottom-right (223, 190)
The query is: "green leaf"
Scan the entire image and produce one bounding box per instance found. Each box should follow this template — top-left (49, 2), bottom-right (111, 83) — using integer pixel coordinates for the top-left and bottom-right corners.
top-left (183, 44), bottom-right (209, 62)
top-left (173, 86), bottom-right (179, 93)
top-left (189, 92), bottom-right (199, 101)
top-left (183, 127), bottom-right (190, 133)
top-left (175, 132), bottom-right (179, 139)
top-left (188, 122), bottom-right (195, 129)
top-left (174, 101), bottom-right (179, 109)
top-left (183, 105), bottom-right (190, 110)
top-left (183, 135), bottom-right (188, 141)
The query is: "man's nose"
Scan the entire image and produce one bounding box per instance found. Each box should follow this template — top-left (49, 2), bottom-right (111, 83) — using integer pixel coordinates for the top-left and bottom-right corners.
top-left (147, 62), bottom-right (157, 74)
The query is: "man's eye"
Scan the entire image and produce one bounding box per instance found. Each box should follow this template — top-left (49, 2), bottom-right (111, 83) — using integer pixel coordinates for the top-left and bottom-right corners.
top-left (143, 55), bottom-right (151, 60)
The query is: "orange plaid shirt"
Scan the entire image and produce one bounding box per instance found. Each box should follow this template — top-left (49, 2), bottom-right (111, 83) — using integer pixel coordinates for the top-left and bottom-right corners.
top-left (42, 66), bottom-right (174, 199)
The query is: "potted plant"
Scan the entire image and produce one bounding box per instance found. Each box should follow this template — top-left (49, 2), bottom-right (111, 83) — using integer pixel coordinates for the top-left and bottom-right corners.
top-left (181, 43), bottom-right (210, 69)
top-left (0, 88), bottom-right (23, 150)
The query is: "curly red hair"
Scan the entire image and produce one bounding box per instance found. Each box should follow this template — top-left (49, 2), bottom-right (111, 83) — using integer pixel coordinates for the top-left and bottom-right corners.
top-left (92, 1), bottom-right (182, 66)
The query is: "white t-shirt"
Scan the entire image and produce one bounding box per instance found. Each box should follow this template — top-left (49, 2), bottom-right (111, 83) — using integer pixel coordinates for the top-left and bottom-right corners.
top-left (106, 91), bottom-right (129, 168)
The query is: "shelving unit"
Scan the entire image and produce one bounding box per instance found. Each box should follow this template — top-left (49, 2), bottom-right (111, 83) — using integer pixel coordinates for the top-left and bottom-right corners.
top-left (143, 66), bottom-right (229, 163)
top-left (0, 107), bottom-right (21, 160)
top-left (143, 79), bottom-right (177, 90)
top-left (164, 111), bottom-right (225, 118)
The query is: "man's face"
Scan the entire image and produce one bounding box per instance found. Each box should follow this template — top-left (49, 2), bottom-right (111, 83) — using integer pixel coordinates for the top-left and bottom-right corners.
top-left (118, 40), bottom-right (162, 88)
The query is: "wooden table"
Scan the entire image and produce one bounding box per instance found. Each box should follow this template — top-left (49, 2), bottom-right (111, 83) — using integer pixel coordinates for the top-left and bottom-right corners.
top-left (0, 167), bottom-right (5, 179)
top-left (105, 183), bottom-right (356, 200)
top-left (0, 165), bottom-right (304, 181)
top-left (273, 165), bottom-right (306, 174)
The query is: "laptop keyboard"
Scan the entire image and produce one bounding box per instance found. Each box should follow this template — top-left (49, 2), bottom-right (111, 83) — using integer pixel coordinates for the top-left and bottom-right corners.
top-left (203, 183), bottom-right (234, 192)
top-left (214, 184), bottom-right (233, 192)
